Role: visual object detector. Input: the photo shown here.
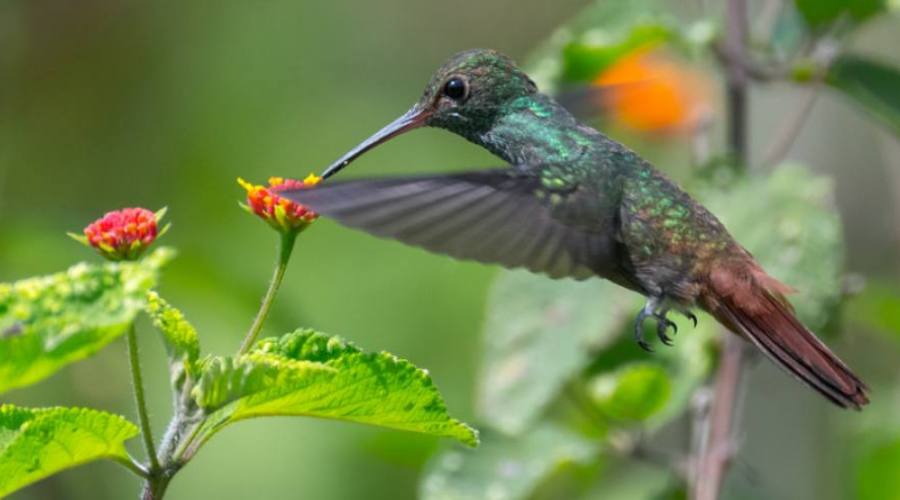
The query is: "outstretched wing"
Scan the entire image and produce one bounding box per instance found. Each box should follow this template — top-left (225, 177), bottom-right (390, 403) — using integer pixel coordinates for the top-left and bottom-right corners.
top-left (280, 168), bottom-right (616, 280)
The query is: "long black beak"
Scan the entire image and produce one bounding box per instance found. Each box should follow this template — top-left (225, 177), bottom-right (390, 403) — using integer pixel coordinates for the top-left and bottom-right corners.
top-left (320, 105), bottom-right (431, 179)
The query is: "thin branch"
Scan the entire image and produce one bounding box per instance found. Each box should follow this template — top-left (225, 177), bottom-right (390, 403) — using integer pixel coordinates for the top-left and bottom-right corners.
top-left (126, 324), bottom-right (161, 472)
top-left (712, 42), bottom-right (791, 82)
top-left (691, 335), bottom-right (745, 500)
top-left (761, 85), bottom-right (822, 168)
top-left (690, 0), bottom-right (751, 498)
top-left (761, 37), bottom-right (840, 169)
top-left (723, 0), bottom-right (750, 165)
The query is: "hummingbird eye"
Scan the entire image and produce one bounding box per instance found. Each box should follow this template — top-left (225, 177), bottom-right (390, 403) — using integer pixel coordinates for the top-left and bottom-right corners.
top-left (442, 77), bottom-right (468, 101)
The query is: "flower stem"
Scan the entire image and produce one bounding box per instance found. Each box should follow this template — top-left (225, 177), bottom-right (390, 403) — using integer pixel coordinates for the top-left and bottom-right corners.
top-left (126, 323), bottom-right (161, 472)
top-left (239, 231), bottom-right (297, 354)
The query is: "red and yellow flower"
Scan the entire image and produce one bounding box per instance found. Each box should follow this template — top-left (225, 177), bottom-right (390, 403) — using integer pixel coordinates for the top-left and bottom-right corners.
top-left (71, 207), bottom-right (169, 261)
top-left (238, 174), bottom-right (321, 234)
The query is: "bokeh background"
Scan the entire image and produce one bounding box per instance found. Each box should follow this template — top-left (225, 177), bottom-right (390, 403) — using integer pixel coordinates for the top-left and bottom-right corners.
top-left (1, 0), bottom-right (898, 499)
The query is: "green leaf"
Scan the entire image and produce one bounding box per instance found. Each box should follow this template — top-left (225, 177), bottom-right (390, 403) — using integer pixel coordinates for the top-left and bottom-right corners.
top-left (561, 24), bottom-right (675, 82)
top-left (191, 352), bottom-right (333, 411)
top-left (845, 281), bottom-right (900, 343)
top-left (524, 0), bottom-right (713, 92)
top-left (420, 424), bottom-right (598, 500)
top-left (588, 362), bottom-right (671, 422)
top-left (771, 2), bottom-right (808, 57)
top-left (0, 247), bottom-right (174, 394)
top-left (583, 314), bottom-right (717, 429)
top-left (795, 0), bottom-right (886, 26)
top-left (857, 438), bottom-right (900, 500)
top-left (0, 405), bottom-right (139, 497)
top-left (478, 268), bottom-right (717, 435)
top-left (582, 457), bottom-right (684, 500)
top-left (478, 271), bottom-right (636, 434)
top-left (701, 165), bottom-right (844, 332)
top-left (191, 329), bottom-right (477, 449)
top-left (145, 291), bottom-right (201, 386)
top-left (827, 54), bottom-right (900, 136)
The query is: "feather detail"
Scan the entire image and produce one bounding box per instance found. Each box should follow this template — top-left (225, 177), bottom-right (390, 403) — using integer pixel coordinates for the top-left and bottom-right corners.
top-left (279, 169), bottom-right (620, 280)
top-left (702, 260), bottom-right (869, 409)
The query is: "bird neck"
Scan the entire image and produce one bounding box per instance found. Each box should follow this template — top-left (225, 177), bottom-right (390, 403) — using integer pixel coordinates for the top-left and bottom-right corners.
top-left (466, 93), bottom-right (601, 166)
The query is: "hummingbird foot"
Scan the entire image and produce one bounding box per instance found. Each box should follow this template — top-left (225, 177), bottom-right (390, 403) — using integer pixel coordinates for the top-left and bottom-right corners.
top-left (633, 297), bottom-right (680, 352)
top-left (634, 297), bottom-right (684, 352)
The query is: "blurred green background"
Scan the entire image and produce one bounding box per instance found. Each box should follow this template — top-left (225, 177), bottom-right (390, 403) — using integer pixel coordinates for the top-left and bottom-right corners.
top-left (1, 0), bottom-right (898, 499)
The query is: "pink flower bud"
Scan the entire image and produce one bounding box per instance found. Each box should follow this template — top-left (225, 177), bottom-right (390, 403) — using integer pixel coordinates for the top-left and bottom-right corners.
top-left (71, 207), bottom-right (169, 261)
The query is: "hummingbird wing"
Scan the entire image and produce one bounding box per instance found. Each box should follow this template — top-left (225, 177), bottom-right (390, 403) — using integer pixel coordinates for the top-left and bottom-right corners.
top-left (280, 168), bottom-right (615, 280)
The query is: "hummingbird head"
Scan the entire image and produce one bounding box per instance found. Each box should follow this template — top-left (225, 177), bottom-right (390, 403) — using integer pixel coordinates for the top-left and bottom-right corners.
top-left (320, 49), bottom-right (538, 179)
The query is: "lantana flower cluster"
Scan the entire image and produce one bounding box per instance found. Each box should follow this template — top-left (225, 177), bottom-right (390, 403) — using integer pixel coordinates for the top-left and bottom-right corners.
top-left (70, 207), bottom-right (169, 261)
top-left (238, 174), bottom-right (321, 234)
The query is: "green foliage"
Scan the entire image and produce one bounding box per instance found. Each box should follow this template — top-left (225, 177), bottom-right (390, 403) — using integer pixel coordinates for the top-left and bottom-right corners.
top-left (0, 248), bottom-right (173, 394)
top-left (582, 459), bottom-right (684, 500)
top-left (827, 54), bottom-right (900, 137)
top-left (846, 281), bottom-right (900, 343)
top-left (588, 363), bottom-right (671, 422)
top-left (478, 271), bottom-right (632, 434)
top-left (701, 165), bottom-right (844, 332)
top-left (478, 269), bottom-right (718, 435)
top-left (191, 329), bottom-right (478, 449)
top-left (436, 163), bottom-right (844, 499)
top-left (770, 2), bottom-right (807, 57)
top-left (561, 24), bottom-right (676, 82)
top-left (0, 405), bottom-right (139, 497)
top-left (525, 0), bottom-right (714, 91)
top-left (191, 351), bottom-right (332, 411)
top-left (145, 291), bottom-right (201, 387)
top-left (857, 438), bottom-right (900, 500)
top-left (420, 425), bottom-right (598, 500)
top-left (5, 0), bottom-right (893, 497)
top-left (794, 0), bottom-right (886, 27)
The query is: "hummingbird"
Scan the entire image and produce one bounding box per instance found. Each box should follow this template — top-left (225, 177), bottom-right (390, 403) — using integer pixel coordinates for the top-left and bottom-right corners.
top-left (282, 49), bottom-right (869, 409)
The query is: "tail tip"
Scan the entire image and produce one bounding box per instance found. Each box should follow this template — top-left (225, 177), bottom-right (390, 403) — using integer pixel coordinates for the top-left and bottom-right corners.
top-left (844, 384), bottom-right (870, 411)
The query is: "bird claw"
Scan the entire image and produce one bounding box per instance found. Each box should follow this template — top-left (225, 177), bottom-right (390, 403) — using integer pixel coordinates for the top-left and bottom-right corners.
top-left (657, 318), bottom-right (676, 345)
top-left (637, 338), bottom-right (655, 353)
top-left (681, 310), bottom-right (699, 328)
top-left (633, 298), bottom-right (688, 351)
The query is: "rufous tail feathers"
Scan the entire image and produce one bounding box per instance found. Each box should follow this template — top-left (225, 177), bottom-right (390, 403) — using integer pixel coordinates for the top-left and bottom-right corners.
top-left (701, 261), bottom-right (869, 409)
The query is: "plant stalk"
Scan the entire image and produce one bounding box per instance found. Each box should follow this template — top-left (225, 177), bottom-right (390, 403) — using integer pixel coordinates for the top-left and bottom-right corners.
top-left (139, 230), bottom-right (300, 499)
top-left (239, 231), bottom-right (297, 354)
top-left (127, 323), bottom-right (161, 472)
top-left (691, 336), bottom-right (745, 500)
top-left (690, 0), bottom-right (750, 498)
top-left (724, 0), bottom-right (749, 166)
top-left (141, 471), bottom-right (173, 500)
